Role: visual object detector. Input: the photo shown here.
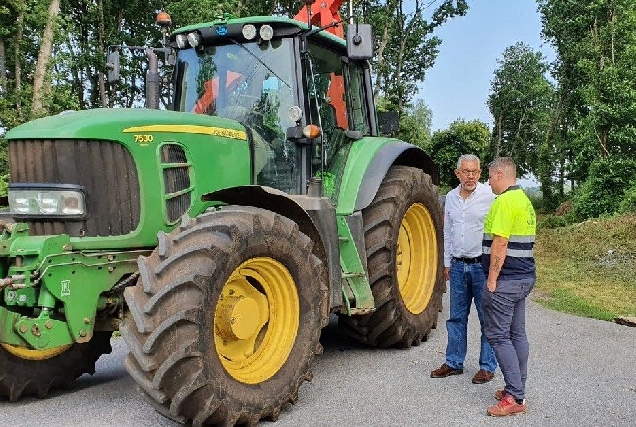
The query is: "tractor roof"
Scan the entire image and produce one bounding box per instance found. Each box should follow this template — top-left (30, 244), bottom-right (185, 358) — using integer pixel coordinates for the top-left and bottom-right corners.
top-left (171, 15), bottom-right (346, 47)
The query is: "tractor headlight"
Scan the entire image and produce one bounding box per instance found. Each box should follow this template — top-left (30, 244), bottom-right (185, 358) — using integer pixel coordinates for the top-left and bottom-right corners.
top-left (288, 105), bottom-right (303, 123)
top-left (242, 24), bottom-right (257, 40)
top-left (175, 33), bottom-right (189, 49)
top-left (8, 184), bottom-right (86, 218)
top-left (259, 25), bottom-right (274, 41)
top-left (186, 31), bottom-right (202, 48)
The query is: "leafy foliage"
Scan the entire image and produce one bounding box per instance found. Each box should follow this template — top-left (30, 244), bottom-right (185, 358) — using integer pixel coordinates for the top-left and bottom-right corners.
top-left (571, 156), bottom-right (636, 220)
top-left (397, 99), bottom-right (432, 149)
top-left (487, 42), bottom-right (558, 204)
top-left (363, 0), bottom-right (468, 113)
top-left (619, 182), bottom-right (636, 213)
top-left (0, 138), bottom-right (6, 194)
top-left (538, 0), bottom-right (636, 181)
top-left (428, 119), bottom-right (490, 188)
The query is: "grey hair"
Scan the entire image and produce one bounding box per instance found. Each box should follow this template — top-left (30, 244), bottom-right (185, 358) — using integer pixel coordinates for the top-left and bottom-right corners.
top-left (488, 157), bottom-right (516, 178)
top-left (456, 154), bottom-right (481, 170)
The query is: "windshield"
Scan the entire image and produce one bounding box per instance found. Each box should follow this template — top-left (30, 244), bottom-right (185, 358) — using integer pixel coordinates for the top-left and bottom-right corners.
top-left (173, 39), bottom-right (296, 126)
top-left (172, 38), bottom-right (301, 193)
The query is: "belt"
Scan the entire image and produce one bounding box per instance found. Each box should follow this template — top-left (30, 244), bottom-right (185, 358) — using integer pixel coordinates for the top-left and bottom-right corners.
top-left (452, 256), bottom-right (482, 264)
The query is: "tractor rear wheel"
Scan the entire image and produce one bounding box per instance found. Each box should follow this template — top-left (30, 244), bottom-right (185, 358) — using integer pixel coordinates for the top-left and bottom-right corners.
top-left (339, 165), bottom-right (444, 348)
top-left (122, 206), bottom-right (326, 426)
top-left (0, 331), bottom-right (113, 401)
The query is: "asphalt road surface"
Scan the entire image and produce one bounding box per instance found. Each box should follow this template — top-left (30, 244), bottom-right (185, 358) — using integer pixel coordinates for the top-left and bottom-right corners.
top-left (1, 292), bottom-right (635, 427)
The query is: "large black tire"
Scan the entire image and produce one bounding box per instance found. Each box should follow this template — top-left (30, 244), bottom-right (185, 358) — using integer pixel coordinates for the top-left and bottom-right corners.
top-left (0, 331), bottom-right (113, 401)
top-left (339, 166), bottom-right (444, 348)
top-left (121, 206), bottom-right (327, 426)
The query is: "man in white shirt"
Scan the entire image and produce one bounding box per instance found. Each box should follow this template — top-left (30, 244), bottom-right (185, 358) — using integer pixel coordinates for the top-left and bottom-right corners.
top-left (431, 154), bottom-right (498, 384)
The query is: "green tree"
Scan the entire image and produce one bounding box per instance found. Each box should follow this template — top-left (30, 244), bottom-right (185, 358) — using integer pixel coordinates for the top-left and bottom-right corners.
top-left (398, 99), bottom-right (432, 149)
top-left (539, 0), bottom-right (636, 186)
top-left (363, 0), bottom-right (468, 114)
top-left (166, 0), bottom-right (286, 27)
top-left (571, 156), bottom-right (636, 220)
top-left (428, 119), bottom-right (490, 189)
top-left (487, 42), bottom-right (558, 206)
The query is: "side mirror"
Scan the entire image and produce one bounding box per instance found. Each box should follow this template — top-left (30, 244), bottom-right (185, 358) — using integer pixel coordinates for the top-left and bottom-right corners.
top-left (346, 23), bottom-right (373, 60)
top-left (106, 50), bottom-right (120, 83)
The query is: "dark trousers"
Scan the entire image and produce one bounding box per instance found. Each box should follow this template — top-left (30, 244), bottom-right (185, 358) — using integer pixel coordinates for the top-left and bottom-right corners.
top-left (482, 278), bottom-right (535, 401)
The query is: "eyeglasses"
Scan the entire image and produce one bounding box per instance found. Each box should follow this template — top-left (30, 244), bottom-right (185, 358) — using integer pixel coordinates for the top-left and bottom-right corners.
top-left (459, 169), bottom-right (480, 176)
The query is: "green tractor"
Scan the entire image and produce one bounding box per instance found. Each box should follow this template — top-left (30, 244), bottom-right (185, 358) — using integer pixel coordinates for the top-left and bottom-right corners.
top-left (1, 4), bottom-right (444, 425)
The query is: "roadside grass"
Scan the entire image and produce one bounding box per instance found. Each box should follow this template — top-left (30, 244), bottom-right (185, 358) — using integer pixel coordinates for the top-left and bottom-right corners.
top-left (533, 213), bottom-right (636, 321)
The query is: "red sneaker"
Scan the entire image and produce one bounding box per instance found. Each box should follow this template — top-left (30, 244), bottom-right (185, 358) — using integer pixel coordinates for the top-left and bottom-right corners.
top-left (487, 394), bottom-right (527, 416)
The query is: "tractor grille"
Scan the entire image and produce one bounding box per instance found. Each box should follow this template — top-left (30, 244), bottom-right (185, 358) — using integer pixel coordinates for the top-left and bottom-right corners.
top-left (161, 144), bottom-right (192, 223)
top-left (9, 139), bottom-right (140, 237)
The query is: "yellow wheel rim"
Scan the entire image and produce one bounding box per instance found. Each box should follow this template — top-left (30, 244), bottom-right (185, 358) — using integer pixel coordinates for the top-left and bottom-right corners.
top-left (396, 203), bottom-right (438, 314)
top-left (1, 343), bottom-right (71, 360)
top-left (214, 257), bottom-right (299, 384)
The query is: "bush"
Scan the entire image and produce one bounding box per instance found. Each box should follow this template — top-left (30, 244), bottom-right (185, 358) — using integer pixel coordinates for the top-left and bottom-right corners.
top-left (619, 183), bottom-right (636, 213)
top-left (0, 174), bottom-right (7, 197)
top-left (571, 156), bottom-right (636, 220)
top-left (538, 213), bottom-right (576, 229)
top-left (555, 200), bottom-right (572, 216)
top-left (525, 188), bottom-right (544, 211)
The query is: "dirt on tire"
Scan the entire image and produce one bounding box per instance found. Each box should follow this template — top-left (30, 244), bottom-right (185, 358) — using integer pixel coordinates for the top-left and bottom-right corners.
top-left (0, 331), bottom-right (113, 401)
top-left (339, 165), bottom-right (444, 348)
top-left (122, 206), bottom-right (327, 426)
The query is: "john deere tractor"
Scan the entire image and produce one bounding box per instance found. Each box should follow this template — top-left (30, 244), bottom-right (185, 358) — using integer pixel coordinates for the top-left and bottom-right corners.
top-left (1, 2), bottom-right (444, 425)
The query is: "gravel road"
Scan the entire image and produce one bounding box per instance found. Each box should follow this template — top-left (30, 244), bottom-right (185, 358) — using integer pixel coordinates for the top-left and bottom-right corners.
top-left (1, 291), bottom-right (634, 427)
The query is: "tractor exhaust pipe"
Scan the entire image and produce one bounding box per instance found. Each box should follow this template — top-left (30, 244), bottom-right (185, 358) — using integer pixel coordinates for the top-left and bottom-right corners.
top-left (349, 0), bottom-right (354, 24)
top-left (145, 49), bottom-right (160, 110)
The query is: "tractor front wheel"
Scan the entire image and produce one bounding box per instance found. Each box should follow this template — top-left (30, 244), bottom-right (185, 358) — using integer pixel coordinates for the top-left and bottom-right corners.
top-left (122, 206), bottom-right (327, 426)
top-left (0, 331), bottom-right (113, 401)
top-left (339, 165), bottom-right (444, 348)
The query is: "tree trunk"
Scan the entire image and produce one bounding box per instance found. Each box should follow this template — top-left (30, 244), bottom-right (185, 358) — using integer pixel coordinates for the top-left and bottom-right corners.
top-left (395, 1), bottom-right (406, 112)
top-left (65, 33), bottom-right (83, 109)
top-left (0, 38), bottom-right (6, 91)
top-left (373, 24), bottom-right (390, 103)
top-left (98, 0), bottom-right (107, 107)
top-left (14, 11), bottom-right (24, 120)
top-left (559, 158), bottom-right (565, 199)
top-left (495, 114), bottom-right (503, 157)
top-left (32, 0), bottom-right (61, 117)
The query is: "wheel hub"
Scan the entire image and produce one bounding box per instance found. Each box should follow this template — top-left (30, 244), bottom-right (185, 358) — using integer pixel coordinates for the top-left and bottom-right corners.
top-left (214, 257), bottom-right (299, 384)
top-left (397, 202), bottom-right (437, 314)
top-left (216, 295), bottom-right (261, 340)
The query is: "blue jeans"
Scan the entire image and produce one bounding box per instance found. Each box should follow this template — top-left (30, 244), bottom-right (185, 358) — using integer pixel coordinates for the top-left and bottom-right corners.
top-left (482, 278), bottom-right (535, 401)
top-left (445, 260), bottom-right (497, 373)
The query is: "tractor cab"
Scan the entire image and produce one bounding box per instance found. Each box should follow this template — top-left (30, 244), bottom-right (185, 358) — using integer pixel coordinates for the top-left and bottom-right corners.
top-left (167, 17), bottom-right (376, 195)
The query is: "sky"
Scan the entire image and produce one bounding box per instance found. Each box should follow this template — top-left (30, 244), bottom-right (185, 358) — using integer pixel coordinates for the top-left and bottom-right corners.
top-left (419, 0), bottom-right (556, 132)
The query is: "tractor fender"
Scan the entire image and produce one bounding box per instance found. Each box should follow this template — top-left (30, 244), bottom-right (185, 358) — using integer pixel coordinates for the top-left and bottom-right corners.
top-left (338, 139), bottom-right (438, 215)
top-left (201, 186), bottom-right (338, 320)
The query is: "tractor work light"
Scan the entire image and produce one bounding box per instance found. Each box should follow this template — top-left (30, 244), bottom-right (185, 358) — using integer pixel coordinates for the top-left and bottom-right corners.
top-left (242, 24), bottom-right (257, 40)
top-left (175, 33), bottom-right (188, 49)
top-left (186, 31), bottom-right (202, 48)
top-left (259, 25), bottom-right (274, 41)
top-left (288, 106), bottom-right (303, 123)
top-left (8, 185), bottom-right (86, 218)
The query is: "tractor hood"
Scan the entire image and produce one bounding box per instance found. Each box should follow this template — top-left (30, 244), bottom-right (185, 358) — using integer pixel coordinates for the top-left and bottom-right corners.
top-left (5, 108), bottom-right (247, 141)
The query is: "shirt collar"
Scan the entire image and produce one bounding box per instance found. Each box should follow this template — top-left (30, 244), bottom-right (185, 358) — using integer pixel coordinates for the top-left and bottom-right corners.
top-left (501, 185), bottom-right (520, 194)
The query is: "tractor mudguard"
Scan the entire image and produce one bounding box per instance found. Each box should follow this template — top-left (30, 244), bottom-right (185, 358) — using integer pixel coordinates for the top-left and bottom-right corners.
top-left (336, 139), bottom-right (438, 215)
